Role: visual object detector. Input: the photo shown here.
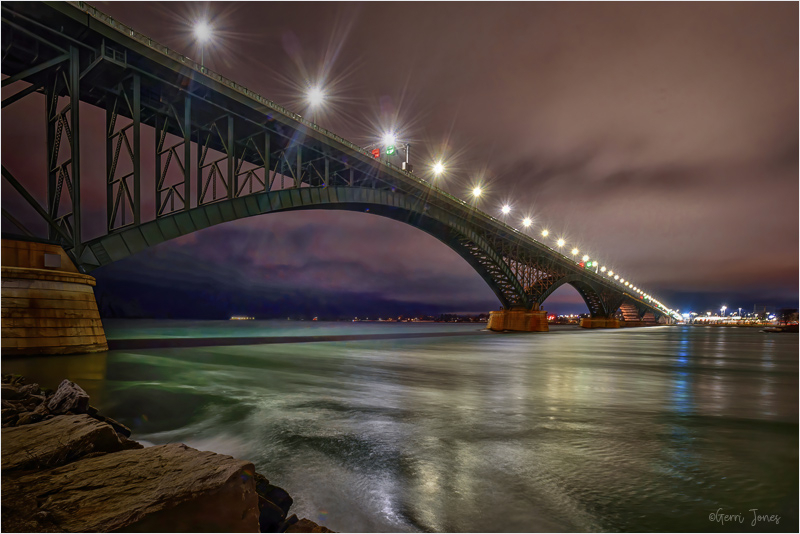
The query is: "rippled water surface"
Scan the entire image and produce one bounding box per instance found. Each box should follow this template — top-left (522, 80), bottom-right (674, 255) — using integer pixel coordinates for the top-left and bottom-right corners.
top-left (6, 322), bottom-right (797, 532)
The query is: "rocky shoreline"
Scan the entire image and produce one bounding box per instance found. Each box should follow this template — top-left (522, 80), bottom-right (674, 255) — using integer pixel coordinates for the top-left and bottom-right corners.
top-left (1, 374), bottom-right (333, 533)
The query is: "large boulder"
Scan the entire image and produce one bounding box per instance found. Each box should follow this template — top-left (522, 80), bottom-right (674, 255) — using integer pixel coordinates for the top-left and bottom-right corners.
top-left (2, 443), bottom-right (260, 532)
top-left (1, 414), bottom-right (136, 471)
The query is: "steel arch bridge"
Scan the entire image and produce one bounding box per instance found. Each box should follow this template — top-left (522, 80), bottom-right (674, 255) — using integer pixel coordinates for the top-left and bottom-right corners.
top-left (1, 1), bottom-right (676, 325)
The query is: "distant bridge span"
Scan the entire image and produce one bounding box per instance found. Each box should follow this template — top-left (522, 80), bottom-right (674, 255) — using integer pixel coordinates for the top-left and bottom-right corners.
top-left (1, 1), bottom-right (677, 334)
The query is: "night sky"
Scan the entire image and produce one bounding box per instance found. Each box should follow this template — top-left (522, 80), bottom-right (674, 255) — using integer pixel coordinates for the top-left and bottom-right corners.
top-left (2, 2), bottom-right (798, 318)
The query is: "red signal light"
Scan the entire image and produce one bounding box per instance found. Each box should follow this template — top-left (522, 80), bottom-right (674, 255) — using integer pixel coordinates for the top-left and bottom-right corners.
top-left (371, 148), bottom-right (380, 158)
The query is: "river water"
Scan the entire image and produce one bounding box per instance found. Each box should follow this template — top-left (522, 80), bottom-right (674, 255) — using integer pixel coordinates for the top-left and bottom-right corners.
top-left (5, 322), bottom-right (797, 532)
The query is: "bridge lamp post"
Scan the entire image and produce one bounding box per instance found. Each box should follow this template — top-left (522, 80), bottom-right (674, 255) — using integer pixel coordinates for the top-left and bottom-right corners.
top-left (614, 275), bottom-right (619, 280)
top-left (472, 187), bottom-right (483, 199)
top-left (571, 248), bottom-right (579, 260)
top-left (522, 217), bottom-right (532, 228)
top-left (581, 254), bottom-right (589, 263)
top-left (556, 238), bottom-right (565, 248)
top-left (432, 161), bottom-right (445, 177)
top-left (600, 266), bottom-right (606, 273)
top-left (194, 21), bottom-right (212, 67)
top-left (541, 229), bottom-right (549, 237)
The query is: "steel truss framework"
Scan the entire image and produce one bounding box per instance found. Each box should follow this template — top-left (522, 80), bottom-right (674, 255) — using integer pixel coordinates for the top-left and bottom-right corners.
top-left (1, 1), bottom-right (667, 322)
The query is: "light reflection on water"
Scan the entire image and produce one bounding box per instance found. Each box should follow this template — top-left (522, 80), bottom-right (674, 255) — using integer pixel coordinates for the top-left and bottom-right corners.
top-left (4, 324), bottom-right (797, 532)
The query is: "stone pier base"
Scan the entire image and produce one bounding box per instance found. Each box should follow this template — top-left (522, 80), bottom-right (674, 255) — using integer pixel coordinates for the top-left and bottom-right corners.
top-left (580, 317), bottom-right (620, 329)
top-left (487, 309), bottom-right (549, 332)
top-left (2, 240), bottom-right (107, 356)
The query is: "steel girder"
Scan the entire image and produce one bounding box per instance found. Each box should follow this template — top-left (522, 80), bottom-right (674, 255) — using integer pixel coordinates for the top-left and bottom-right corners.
top-left (0, 1), bottom-right (673, 320)
top-left (80, 187), bottom-right (526, 310)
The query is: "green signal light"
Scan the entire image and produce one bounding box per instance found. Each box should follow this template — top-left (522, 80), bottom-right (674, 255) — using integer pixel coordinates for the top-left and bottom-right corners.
top-left (386, 145), bottom-right (396, 155)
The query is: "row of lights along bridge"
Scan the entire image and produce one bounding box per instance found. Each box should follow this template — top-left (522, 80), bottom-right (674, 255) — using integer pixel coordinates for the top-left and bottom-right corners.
top-left (193, 21), bottom-right (679, 320)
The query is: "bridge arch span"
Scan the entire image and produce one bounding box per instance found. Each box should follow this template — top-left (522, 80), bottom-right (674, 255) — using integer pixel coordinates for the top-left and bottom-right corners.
top-left (535, 273), bottom-right (612, 317)
top-left (80, 186), bottom-right (529, 309)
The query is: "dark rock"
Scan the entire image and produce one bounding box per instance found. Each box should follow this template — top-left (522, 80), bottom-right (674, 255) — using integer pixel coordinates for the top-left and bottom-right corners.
top-left (285, 518), bottom-right (335, 533)
top-left (21, 394), bottom-right (45, 409)
top-left (46, 379), bottom-right (89, 415)
top-left (1, 443), bottom-right (260, 532)
top-left (119, 435), bottom-right (144, 450)
top-left (18, 383), bottom-right (41, 396)
top-left (87, 405), bottom-right (99, 416)
top-left (92, 413), bottom-right (132, 438)
top-left (2, 409), bottom-right (19, 426)
top-left (259, 498), bottom-right (288, 532)
top-left (2, 414), bottom-right (128, 471)
top-left (255, 473), bottom-right (294, 517)
top-left (1, 384), bottom-right (22, 400)
top-left (16, 411), bottom-right (44, 426)
top-left (280, 514), bottom-right (300, 532)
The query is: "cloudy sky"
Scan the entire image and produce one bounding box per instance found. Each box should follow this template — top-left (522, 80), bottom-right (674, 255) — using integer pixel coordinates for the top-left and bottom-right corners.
top-left (3, 2), bottom-right (797, 318)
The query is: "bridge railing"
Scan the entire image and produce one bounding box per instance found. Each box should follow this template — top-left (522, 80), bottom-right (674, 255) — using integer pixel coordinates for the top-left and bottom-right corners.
top-left (69, 2), bottom-right (674, 318)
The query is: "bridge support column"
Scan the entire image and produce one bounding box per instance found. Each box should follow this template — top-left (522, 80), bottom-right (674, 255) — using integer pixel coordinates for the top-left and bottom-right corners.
top-left (488, 308), bottom-right (549, 332)
top-left (580, 317), bottom-right (620, 329)
top-left (1, 239), bottom-right (108, 356)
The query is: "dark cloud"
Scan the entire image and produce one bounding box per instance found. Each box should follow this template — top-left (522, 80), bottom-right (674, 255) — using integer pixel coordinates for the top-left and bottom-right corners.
top-left (3, 2), bottom-right (797, 317)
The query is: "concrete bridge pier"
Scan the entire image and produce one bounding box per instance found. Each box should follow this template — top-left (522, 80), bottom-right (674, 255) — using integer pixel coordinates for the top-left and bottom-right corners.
top-left (580, 317), bottom-right (620, 329)
top-left (1, 239), bottom-right (108, 356)
top-left (487, 305), bottom-right (549, 332)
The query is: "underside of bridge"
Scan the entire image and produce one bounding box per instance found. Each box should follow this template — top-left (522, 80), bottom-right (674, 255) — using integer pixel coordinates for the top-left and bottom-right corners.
top-left (1, 2), bottom-right (672, 353)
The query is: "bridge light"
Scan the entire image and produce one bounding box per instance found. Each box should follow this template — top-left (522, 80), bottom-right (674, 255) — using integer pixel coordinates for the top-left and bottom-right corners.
top-left (306, 86), bottom-right (325, 107)
top-left (541, 229), bottom-right (549, 237)
top-left (608, 270), bottom-right (614, 276)
top-left (472, 187), bottom-right (482, 198)
top-left (600, 266), bottom-right (606, 272)
top-left (620, 278), bottom-right (625, 283)
top-left (382, 132), bottom-right (397, 146)
top-left (194, 21), bottom-right (212, 43)
top-left (614, 275), bottom-right (619, 280)
top-left (556, 238), bottom-right (565, 247)
top-left (501, 205), bottom-right (511, 215)
top-left (432, 162), bottom-right (445, 176)
top-left (522, 217), bottom-right (532, 227)
top-left (571, 248), bottom-right (579, 256)
top-left (582, 254), bottom-right (589, 262)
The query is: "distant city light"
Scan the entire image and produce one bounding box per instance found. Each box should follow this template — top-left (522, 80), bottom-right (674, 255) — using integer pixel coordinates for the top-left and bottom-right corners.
top-left (522, 217), bottom-right (532, 227)
top-left (541, 229), bottom-right (549, 237)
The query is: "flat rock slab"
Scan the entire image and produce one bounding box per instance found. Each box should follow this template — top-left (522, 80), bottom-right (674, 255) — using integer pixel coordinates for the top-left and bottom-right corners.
top-left (2, 443), bottom-right (260, 532)
top-left (2, 414), bottom-right (127, 471)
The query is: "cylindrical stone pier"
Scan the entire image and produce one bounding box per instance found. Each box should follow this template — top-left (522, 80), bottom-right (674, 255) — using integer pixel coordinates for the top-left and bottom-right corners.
top-left (487, 308), bottom-right (549, 332)
top-left (2, 239), bottom-right (108, 356)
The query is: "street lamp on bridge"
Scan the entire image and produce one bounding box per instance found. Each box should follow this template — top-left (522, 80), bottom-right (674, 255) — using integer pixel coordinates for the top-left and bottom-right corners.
top-left (194, 21), bottom-right (212, 67)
